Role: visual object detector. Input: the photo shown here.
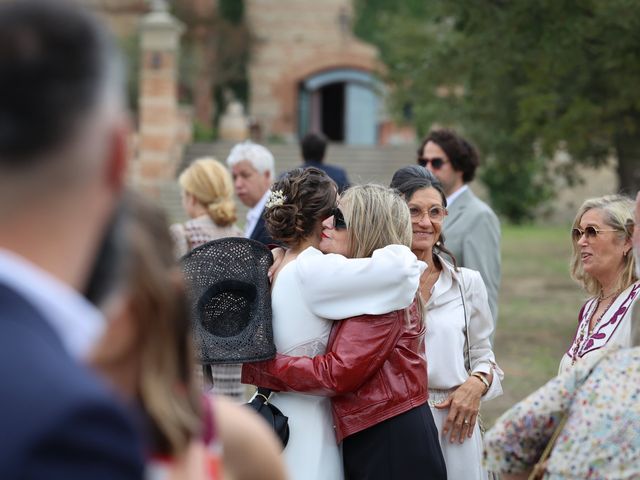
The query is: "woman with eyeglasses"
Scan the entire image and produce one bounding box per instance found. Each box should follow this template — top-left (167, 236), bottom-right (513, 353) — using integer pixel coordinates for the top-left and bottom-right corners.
top-left (558, 194), bottom-right (638, 373)
top-left (243, 182), bottom-right (447, 480)
top-left (243, 169), bottom-right (433, 480)
top-left (389, 165), bottom-right (503, 480)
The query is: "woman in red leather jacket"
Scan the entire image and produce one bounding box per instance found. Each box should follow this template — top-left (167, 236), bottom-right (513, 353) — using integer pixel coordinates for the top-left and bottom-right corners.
top-left (243, 184), bottom-right (447, 480)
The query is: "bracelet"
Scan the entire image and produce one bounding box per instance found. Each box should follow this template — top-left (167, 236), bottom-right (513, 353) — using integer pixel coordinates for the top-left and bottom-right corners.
top-left (471, 372), bottom-right (490, 393)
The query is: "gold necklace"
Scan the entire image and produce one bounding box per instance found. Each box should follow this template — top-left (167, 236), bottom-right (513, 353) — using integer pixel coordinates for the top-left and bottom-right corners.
top-left (419, 267), bottom-right (439, 296)
top-left (599, 289), bottom-right (619, 301)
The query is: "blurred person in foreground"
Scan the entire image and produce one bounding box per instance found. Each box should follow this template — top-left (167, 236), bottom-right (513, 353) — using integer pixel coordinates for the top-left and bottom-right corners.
top-left (417, 129), bottom-right (501, 322)
top-left (170, 157), bottom-right (244, 401)
top-left (226, 141), bottom-right (276, 245)
top-left (300, 132), bottom-right (350, 193)
top-left (0, 1), bottom-right (143, 478)
top-left (484, 193), bottom-right (640, 479)
top-left (559, 194), bottom-right (638, 373)
top-left (91, 193), bottom-right (286, 480)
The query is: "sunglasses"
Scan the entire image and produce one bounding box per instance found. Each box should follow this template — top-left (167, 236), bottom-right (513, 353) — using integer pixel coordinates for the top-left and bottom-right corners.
top-left (417, 157), bottom-right (446, 170)
top-left (331, 207), bottom-right (347, 230)
top-left (571, 226), bottom-right (618, 241)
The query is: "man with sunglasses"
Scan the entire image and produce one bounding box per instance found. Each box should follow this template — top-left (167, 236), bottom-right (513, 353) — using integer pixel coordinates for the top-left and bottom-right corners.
top-left (417, 128), bottom-right (501, 325)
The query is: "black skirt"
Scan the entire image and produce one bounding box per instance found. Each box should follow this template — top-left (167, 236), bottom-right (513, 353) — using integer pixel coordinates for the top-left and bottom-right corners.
top-left (342, 403), bottom-right (447, 480)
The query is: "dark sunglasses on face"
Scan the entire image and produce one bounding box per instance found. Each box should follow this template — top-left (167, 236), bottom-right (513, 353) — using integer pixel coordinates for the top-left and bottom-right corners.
top-left (571, 225), bottom-right (618, 241)
top-left (331, 207), bottom-right (347, 230)
top-left (417, 157), bottom-right (446, 170)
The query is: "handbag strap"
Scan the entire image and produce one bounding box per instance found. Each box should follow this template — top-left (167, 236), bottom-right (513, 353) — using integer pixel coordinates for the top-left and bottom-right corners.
top-left (255, 387), bottom-right (273, 403)
top-left (528, 351), bottom-right (614, 480)
top-left (457, 269), bottom-right (471, 373)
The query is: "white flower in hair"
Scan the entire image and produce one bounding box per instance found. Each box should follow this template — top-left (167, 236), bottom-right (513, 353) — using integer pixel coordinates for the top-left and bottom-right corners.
top-left (265, 189), bottom-right (286, 209)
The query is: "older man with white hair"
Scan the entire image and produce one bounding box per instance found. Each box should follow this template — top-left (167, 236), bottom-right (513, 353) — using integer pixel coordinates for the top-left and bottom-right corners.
top-left (226, 141), bottom-right (276, 245)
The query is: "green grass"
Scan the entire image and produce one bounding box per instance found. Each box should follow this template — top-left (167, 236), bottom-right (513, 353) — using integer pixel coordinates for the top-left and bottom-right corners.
top-left (481, 225), bottom-right (586, 427)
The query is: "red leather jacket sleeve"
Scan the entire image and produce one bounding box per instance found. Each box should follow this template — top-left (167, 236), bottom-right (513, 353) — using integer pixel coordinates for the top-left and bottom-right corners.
top-left (242, 311), bottom-right (404, 396)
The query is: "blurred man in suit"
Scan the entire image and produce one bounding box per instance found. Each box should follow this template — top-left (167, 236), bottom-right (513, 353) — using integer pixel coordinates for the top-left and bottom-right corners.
top-left (0, 1), bottom-right (143, 478)
top-left (418, 128), bottom-right (501, 323)
top-left (226, 141), bottom-right (276, 245)
top-left (301, 132), bottom-right (350, 193)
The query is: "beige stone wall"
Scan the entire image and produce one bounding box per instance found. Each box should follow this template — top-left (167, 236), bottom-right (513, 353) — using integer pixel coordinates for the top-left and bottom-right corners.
top-left (81, 0), bottom-right (147, 37)
top-left (245, 0), bottom-right (380, 140)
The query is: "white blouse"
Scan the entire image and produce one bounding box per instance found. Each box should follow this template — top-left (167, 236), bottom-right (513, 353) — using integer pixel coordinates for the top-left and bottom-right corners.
top-left (425, 257), bottom-right (503, 398)
top-left (296, 245), bottom-right (426, 320)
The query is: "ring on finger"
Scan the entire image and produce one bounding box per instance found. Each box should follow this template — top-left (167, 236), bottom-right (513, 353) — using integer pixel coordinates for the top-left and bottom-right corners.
top-left (463, 419), bottom-right (470, 425)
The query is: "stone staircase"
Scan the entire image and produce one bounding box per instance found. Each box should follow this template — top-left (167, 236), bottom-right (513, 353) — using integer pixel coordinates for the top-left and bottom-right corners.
top-left (157, 141), bottom-right (617, 226)
top-left (160, 141), bottom-right (419, 225)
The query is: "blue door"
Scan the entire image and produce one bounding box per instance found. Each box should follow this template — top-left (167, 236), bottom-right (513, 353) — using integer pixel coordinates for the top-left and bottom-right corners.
top-left (299, 69), bottom-right (379, 145)
top-left (345, 82), bottom-right (377, 145)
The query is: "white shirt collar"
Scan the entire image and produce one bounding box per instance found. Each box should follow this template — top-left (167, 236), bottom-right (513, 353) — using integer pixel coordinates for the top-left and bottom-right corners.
top-left (0, 249), bottom-right (105, 359)
top-left (244, 189), bottom-right (271, 237)
top-left (446, 184), bottom-right (469, 206)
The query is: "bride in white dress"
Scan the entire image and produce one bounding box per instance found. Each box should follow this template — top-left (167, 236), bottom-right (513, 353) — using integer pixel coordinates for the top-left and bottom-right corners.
top-left (251, 168), bottom-right (424, 480)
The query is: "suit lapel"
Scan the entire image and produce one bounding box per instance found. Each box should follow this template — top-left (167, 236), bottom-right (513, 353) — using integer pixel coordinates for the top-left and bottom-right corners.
top-left (445, 189), bottom-right (472, 229)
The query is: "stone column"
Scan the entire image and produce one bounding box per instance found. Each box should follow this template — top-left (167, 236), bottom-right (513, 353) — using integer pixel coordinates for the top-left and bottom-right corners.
top-left (136, 0), bottom-right (184, 196)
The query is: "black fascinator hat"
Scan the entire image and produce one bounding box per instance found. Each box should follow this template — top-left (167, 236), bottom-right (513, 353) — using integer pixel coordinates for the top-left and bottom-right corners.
top-left (181, 237), bottom-right (275, 364)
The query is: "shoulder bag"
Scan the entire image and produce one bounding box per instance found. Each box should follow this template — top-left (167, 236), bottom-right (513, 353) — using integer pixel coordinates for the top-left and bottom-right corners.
top-left (245, 387), bottom-right (290, 449)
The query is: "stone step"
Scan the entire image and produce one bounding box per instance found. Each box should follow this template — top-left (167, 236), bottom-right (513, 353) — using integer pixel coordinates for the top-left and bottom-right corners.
top-left (181, 141), bottom-right (419, 183)
top-left (162, 141), bottom-right (420, 228)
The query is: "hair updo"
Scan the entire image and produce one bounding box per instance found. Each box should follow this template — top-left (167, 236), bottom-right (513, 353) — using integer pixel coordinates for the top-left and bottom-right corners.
top-left (264, 167), bottom-right (337, 247)
top-left (178, 157), bottom-right (237, 227)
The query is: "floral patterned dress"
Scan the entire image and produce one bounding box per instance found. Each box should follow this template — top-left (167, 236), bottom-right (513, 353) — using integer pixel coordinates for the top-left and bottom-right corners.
top-left (484, 346), bottom-right (640, 479)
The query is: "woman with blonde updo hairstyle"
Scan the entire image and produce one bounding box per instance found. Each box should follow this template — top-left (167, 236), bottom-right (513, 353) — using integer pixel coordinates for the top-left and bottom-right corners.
top-left (170, 157), bottom-right (242, 258)
top-left (170, 157), bottom-right (243, 401)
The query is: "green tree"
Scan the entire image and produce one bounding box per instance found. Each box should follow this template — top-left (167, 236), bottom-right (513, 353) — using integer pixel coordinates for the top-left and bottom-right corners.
top-left (355, 0), bottom-right (640, 222)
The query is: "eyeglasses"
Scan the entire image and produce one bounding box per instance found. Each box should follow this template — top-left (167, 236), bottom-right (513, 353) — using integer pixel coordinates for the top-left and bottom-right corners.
top-left (331, 207), bottom-right (347, 230)
top-left (571, 226), bottom-right (619, 242)
top-left (409, 205), bottom-right (446, 223)
top-left (417, 157), bottom-right (447, 170)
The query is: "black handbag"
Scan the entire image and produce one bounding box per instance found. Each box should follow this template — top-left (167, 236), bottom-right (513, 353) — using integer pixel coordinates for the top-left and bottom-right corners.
top-left (245, 387), bottom-right (290, 449)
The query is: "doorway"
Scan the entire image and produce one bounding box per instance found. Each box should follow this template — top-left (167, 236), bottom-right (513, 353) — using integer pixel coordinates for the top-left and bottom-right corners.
top-left (298, 68), bottom-right (379, 145)
top-left (320, 83), bottom-right (345, 142)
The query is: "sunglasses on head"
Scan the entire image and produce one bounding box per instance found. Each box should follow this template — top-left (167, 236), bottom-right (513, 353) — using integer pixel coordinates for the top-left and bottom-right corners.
top-left (331, 207), bottom-right (347, 230)
top-left (417, 157), bottom-right (446, 170)
top-left (571, 225), bottom-right (618, 241)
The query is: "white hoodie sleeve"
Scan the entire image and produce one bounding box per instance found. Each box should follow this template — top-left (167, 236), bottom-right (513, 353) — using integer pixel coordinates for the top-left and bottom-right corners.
top-left (296, 245), bottom-right (427, 320)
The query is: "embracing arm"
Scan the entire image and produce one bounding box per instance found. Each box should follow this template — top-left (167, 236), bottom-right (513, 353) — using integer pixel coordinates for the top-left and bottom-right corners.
top-left (296, 245), bottom-right (425, 319)
top-left (242, 312), bottom-right (404, 396)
